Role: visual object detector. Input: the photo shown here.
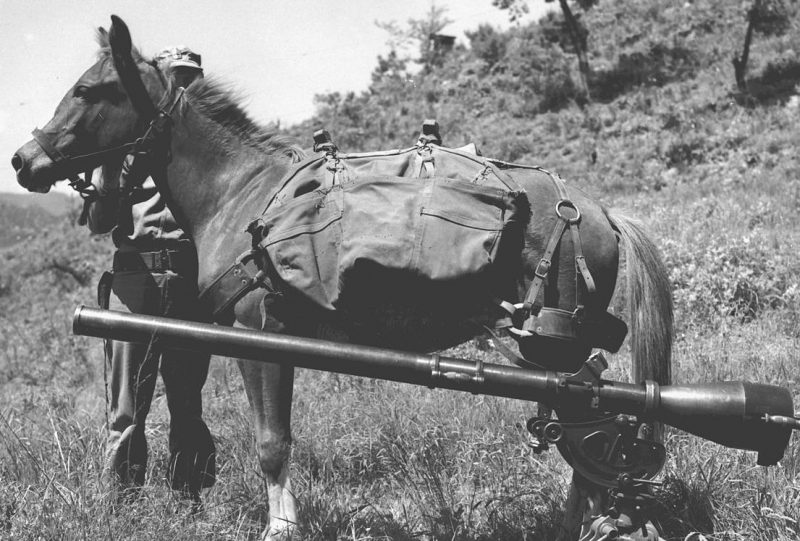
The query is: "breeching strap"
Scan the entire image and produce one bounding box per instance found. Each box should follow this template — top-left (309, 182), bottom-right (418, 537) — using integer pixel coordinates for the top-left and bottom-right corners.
top-left (512, 173), bottom-right (596, 337)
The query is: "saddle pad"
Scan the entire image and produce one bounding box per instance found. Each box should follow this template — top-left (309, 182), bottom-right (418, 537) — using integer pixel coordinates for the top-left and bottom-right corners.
top-left (250, 145), bottom-right (530, 311)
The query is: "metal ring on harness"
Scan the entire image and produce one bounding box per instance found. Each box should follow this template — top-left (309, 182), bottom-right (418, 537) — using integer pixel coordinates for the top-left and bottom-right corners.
top-left (555, 199), bottom-right (581, 224)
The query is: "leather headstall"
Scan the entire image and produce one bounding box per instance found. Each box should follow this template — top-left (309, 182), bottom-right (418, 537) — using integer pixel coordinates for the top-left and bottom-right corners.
top-left (31, 37), bottom-right (181, 226)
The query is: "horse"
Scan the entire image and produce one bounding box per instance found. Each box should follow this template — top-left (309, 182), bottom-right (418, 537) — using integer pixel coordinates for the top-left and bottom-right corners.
top-left (12, 16), bottom-right (673, 540)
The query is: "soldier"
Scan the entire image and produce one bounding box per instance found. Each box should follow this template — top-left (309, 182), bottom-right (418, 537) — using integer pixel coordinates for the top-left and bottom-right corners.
top-left (88, 46), bottom-right (215, 504)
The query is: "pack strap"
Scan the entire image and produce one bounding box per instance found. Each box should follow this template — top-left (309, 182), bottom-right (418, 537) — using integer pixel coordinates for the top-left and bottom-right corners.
top-left (523, 207), bottom-right (568, 315)
top-left (481, 324), bottom-right (547, 370)
top-left (571, 221), bottom-right (597, 295)
top-left (413, 144), bottom-right (436, 178)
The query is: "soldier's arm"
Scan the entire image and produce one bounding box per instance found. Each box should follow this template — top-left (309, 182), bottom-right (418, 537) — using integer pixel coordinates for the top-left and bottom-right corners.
top-left (85, 163), bottom-right (122, 234)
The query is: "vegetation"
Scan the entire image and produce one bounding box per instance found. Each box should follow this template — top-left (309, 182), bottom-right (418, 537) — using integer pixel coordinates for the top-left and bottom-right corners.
top-left (0, 192), bottom-right (71, 248)
top-left (2, 0), bottom-right (800, 538)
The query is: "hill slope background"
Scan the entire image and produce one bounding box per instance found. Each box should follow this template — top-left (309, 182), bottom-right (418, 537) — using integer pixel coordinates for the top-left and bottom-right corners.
top-left (1, 1), bottom-right (799, 539)
top-left (0, 191), bottom-right (74, 247)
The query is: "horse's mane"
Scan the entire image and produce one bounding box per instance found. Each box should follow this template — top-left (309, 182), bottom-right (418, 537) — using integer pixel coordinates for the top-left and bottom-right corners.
top-left (183, 78), bottom-right (304, 162)
top-left (94, 28), bottom-right (304, 163)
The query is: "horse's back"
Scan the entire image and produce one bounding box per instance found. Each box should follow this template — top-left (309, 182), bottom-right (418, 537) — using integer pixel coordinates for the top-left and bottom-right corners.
top-left (231, 156), bottom-right (621, 356)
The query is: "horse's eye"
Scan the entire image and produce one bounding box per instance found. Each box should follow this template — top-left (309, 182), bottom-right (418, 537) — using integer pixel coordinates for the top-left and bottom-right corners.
top-left (74, 85), bottom-right (98, 103)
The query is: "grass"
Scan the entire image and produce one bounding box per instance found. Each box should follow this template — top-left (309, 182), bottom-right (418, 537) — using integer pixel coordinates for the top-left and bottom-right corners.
top-left (1, 262), bottom-right (799, 540)
top-left (2, 3), bottom-right (800, 538)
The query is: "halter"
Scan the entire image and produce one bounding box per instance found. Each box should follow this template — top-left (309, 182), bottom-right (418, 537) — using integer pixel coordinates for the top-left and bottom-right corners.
top-left (29, 56), bottom-right (183, 225)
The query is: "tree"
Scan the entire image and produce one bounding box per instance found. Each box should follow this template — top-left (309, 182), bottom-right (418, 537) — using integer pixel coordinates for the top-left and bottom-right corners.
top-left (375, 3), bottom-right (454, 73)
top-left (494, 0), bottom-right (597, 97)
top-left (732, 0), bottom-right (792, 91)
top-left (465, 24), bottom-right (508, 73)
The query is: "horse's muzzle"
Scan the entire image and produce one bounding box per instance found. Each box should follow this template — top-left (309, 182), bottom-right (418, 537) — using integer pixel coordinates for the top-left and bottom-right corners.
top-left (12, 145), bottom-right (54, 193)
top-left (10, 152), bottom-right (34, 189)
top-left (10, 153), bottom-right (25, 175)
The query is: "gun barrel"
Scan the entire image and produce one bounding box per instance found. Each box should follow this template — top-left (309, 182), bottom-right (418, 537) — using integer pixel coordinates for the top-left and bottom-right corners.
top-left (72, 306), bottom-right (796, 464)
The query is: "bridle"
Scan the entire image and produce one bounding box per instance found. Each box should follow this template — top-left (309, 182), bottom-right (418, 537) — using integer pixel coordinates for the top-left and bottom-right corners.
top-left (31, 128), bottom-right (140, 187)
top-left (29, 54), bottom-right (183, 225)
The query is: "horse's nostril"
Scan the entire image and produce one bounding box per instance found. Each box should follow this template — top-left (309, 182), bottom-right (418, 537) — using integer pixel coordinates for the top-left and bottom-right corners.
top-left (11, 153), bottom-right (25, 173)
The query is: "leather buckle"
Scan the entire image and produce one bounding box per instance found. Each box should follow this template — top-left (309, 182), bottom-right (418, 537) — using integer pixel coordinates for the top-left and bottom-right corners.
top-left (145, 251), bottom-right (158, 271)
top-left (534, 259), bottom-right (551, 279)
top-left (572, 306), bottom-right (585, 326)
top-left (160, 249), bottom-right (172, 271)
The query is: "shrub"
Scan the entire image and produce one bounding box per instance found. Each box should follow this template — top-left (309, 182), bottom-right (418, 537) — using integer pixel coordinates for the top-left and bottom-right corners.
top-left (664, 234), bottom-right (799, 326)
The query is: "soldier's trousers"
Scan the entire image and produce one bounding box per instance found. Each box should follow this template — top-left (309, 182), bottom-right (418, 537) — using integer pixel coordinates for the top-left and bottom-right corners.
top-left (100, 267), bottom-right (215, 497)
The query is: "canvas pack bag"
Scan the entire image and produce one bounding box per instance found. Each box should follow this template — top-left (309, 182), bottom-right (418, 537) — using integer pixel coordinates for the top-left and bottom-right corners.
top-left (247, 130), bottom-right (530, 314)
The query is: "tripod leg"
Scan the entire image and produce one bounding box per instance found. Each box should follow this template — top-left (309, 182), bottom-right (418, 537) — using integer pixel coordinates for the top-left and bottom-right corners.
top-left (559, 470), bottom-right (609, 540)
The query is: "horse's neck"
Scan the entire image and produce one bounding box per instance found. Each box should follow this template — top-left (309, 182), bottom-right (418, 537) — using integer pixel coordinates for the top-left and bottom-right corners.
top-left (165, 111), bottom-right (291, 282)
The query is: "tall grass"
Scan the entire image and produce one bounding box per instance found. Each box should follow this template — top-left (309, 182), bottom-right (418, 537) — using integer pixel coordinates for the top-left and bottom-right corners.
top-left (2, 2), bottom-right (800, 538)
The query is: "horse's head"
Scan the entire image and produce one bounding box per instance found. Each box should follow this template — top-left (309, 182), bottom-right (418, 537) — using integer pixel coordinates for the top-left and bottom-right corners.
top-left (11, 16), bottom-right (167, 193)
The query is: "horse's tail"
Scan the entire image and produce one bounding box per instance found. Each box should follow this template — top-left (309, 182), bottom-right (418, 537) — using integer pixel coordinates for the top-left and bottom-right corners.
top-left (606, 210), bottom-right (673, 386)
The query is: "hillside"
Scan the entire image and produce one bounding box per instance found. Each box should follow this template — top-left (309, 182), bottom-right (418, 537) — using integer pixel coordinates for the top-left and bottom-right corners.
top-left (0, 191), bottom-right (76, 248)
top-left (2, 1), bottom-right (800, 539)
top-left (1, 191), bottom-right (74, 216)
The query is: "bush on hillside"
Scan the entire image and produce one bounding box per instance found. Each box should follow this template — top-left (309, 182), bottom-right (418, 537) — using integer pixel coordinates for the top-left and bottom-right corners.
top-left (664, 232), bottom-right (799, 325)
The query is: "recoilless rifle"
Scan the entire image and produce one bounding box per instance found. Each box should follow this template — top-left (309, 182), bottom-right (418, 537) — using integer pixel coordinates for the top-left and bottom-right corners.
top-left (73, 306), bottom-right (800, 540)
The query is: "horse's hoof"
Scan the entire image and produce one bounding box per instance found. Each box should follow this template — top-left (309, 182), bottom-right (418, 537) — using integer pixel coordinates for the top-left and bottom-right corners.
top-left (262, 520), bottom-right (296, 541)
top-left (177, 492), bottom-right (204, 516)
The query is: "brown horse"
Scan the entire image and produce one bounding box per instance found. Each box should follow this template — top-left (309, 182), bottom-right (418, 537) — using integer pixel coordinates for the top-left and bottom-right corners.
top-left (12, 16), bottom-right (672, 540)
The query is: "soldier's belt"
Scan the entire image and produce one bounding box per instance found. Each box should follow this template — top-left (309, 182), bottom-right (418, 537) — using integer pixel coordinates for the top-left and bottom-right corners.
top-left (112, 248), bottom-right (193, 276)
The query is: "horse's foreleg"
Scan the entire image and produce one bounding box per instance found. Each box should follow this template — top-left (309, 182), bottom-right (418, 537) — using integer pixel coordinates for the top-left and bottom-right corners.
top-left (231, 292), bottom-right (297, 540)
top-left (238, 357), bottom-right (296, 540)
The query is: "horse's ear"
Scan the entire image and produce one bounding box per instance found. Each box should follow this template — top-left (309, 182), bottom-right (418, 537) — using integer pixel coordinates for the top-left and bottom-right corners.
top-left (108, 15), bottom-right (132, 57)
top-left (96, 27), bottom-right (109, 48)
top-left (107, 15), bottom-right (157, 119)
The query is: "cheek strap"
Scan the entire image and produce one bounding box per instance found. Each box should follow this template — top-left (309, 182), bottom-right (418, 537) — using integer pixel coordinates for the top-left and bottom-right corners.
top-left (31, 127), bottom-right (138, 172)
